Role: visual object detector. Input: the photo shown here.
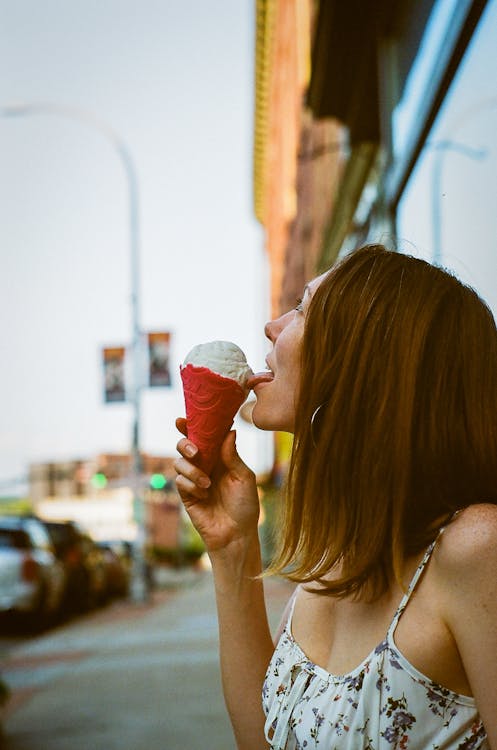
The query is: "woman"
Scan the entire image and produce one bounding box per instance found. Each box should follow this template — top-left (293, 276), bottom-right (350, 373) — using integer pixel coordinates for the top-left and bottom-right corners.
top-left (174, 244), bottom-right (497, 749)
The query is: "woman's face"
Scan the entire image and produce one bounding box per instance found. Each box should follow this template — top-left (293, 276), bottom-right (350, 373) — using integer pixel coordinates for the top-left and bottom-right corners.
top-left (251, 272), bottom-right (328, 433)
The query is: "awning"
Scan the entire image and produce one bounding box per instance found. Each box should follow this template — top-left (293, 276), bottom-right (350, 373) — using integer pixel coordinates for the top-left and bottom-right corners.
top-left (307, 0), bottom-right (489, 267)
top-left (306, 0), bottom-right (438, 146)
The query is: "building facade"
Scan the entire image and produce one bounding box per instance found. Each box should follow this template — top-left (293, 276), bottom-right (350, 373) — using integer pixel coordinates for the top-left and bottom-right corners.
top-left (253, 0), bottom-right (496, 482)
top-left (29, 453), bottom-right (182, 551)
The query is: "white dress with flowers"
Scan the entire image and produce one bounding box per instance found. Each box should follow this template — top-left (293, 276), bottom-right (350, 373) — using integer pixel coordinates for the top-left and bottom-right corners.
top-left (262, 540), bottom-right (488, 750)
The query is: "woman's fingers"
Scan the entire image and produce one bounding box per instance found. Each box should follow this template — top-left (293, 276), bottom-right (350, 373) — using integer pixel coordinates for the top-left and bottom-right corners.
top-left (176, 436), bottom-right (201, 462)
top-left (175, 472), bottom-right (210, 502)
top-left (175, 421), bottom-right (202, 465)
top-left (174, 454), bottom-right (211, 491)
top-left (175, 417), bottom-right (188, 436)
top-left (174, 422), bottom-right (212, 499)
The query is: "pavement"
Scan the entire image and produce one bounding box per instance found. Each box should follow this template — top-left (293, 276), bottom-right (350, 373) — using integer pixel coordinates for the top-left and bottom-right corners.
top-left (0, 566), bottom-right (295, 750)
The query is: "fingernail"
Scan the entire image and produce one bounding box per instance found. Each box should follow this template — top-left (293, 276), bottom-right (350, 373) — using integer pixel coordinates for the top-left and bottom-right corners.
top-left (185, 444), bottom-right (196, 457)
top-left (198, 476), bottom-right (211, 488)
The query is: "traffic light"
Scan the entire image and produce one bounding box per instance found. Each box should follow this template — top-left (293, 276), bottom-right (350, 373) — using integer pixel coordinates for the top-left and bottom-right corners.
top-left (149, 473), bottom-right (167, 490)
top-left (91, 472), bottom-right (108, 489)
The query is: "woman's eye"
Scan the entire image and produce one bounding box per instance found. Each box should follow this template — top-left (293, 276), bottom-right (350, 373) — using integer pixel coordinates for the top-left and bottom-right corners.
top-left (295, 298), bottom-right (303, 312)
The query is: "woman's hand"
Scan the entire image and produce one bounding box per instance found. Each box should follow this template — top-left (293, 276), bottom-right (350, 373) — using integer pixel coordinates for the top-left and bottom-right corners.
top-left (174, 418), bottom-right (260, 554)
top-left (175, 419), bottom-right (272, 749)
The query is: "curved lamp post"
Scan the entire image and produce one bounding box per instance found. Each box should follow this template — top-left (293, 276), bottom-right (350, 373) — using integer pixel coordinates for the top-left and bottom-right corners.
top-left (0, 101), bottom-right (147, 602)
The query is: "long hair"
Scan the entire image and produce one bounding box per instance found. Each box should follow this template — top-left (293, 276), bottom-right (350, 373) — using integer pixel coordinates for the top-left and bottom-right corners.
top-left (269, 244), bottom-right (497, 599)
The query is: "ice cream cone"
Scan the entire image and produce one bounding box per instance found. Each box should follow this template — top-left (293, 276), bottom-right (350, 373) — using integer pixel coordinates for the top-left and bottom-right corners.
top-left (180, 363), bottom-right (246, 474)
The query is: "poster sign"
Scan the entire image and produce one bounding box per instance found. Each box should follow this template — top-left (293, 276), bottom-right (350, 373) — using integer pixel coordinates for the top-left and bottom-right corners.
top-left (148, 332), bottom-right (171, 387)
top-left (102, 347), bottom-right (126, 402)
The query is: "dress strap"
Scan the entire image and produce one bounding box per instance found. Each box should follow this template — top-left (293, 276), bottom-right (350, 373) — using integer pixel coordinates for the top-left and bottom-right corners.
top-left (387, 541), bottom-right (436, 636)
top-left (284, 586), bottom-right (299, 632)
top-left (387, 512), bottom-right (460, 637)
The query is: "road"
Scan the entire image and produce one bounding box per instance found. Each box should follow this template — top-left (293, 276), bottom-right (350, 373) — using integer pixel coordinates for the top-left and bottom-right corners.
top-left (0, 568), bottom-right (294, 750)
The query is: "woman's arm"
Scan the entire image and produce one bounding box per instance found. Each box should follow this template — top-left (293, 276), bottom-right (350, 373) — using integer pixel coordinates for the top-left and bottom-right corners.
top-left (174, 423), bottom-right (273, 749)
top-left (439, 504), bottom-right (497, 749)
top-left (210, 536), bottom-right (274, 749)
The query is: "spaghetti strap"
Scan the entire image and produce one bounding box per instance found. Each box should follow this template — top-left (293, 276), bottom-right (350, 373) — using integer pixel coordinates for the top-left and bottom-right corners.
top-left (387, 511), bottom-right (460, 637)
top-left (284, 587), bottom-right (299, 631)
top-left (387, 540), bottom-right (436, 636)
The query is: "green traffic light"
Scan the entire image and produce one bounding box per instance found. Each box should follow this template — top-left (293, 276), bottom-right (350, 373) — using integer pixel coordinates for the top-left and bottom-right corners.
top-left (91, 472), bottom-right (108, 489)
top-left (150, 473), bottom-right (167, 490)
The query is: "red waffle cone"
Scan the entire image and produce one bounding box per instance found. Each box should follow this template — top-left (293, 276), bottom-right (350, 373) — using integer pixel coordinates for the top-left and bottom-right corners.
top-left (180, 363), bottom-right (246, 474)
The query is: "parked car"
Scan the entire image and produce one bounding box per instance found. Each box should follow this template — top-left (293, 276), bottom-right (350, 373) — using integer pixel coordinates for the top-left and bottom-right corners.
top-left (40, 521), bottom-right (107, 614)
top-left (96, 540), bottom-right (131, 598)
top-left (0, 516), bottom-right (65, 627)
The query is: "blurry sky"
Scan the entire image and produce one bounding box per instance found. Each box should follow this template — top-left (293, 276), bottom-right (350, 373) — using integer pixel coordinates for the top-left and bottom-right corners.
top-left (0, 0), bottom-right (271, 491)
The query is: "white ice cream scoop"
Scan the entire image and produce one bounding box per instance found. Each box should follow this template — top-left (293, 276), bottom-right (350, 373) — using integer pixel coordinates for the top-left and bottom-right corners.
top-left (182, 340), bottom-right (254, 389)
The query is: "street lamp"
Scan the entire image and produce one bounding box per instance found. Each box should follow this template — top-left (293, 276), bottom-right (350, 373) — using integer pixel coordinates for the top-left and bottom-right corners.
top-left (0, 101), bottom-right (148, 602)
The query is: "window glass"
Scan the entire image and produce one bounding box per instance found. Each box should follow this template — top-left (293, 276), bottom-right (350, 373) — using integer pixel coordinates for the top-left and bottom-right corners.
top-left (397, 0), bottom-right (497, 316)
top-left (392, 0), bottom-right (461, 157)
top-left (26, 519), bottom-right (51, 550)
top-left (0, 529), bottom-right (30, 549)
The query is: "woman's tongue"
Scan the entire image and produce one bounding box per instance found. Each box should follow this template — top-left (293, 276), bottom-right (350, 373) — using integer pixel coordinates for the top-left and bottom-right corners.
top-left (247, 371), bottom-right (274, 390)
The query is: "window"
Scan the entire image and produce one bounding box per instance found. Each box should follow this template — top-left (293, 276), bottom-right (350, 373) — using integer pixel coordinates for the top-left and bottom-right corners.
top-left (397, 0), bottom-right (497, 317)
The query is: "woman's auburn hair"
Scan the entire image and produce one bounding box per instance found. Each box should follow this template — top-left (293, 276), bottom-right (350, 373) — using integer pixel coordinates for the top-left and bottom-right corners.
top-left (268, 244), bottom-right (497, 599)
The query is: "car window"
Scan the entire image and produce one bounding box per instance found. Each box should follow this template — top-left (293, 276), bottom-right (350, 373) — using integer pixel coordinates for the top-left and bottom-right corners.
top-left (0, 528), bottom-right (31, 549)
top-left (26, 520), bottom-right (52, 551)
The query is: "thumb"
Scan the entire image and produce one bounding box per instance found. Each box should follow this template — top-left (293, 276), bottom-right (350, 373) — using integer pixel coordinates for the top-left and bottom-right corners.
top-left (219, 430), bottom-right (248, 476)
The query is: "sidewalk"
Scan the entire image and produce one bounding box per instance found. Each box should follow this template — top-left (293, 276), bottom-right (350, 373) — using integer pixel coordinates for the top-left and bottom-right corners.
top-left (0, 569), bottom-right (294, 750)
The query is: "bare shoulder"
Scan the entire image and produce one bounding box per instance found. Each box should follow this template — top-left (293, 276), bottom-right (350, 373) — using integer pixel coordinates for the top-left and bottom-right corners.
top-left (429, 505), bottom-right (497, 742)
top-left (433, 503), bottom-right (497, 580)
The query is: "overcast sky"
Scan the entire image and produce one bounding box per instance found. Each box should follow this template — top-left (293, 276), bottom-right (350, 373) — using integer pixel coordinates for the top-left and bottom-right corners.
top-left (0, 0), bottom-right (272, 492)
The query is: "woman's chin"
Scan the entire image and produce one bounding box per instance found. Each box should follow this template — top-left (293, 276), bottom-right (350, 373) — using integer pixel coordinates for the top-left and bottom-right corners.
top-left (251, 410), bottom-right (268, 430)
top-left (252, 406), bottom-right (293, 433)
top-left (251, 406), bottom-right (273, 431)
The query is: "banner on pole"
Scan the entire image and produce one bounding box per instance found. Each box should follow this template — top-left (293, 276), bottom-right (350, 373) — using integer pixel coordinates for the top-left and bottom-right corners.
top-left (102, 347), bottom-right (126, 402)
top-left (148, 332), bottom-right (171, 387)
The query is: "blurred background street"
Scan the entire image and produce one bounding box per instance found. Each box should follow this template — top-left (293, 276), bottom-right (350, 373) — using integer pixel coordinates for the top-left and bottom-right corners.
top-left (0, 570), bottom-right (294, 750)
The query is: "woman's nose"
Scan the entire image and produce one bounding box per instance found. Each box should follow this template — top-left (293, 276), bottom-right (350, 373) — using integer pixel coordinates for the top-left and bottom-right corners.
top-left (264, 319), bottom-right (275, 342)
top-left (265, 313), bottom-right (287, 342)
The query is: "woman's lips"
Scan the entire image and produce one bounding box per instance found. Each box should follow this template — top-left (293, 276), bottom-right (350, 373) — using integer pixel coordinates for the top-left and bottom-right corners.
top-left (247, 372), bottom-right (274, 390)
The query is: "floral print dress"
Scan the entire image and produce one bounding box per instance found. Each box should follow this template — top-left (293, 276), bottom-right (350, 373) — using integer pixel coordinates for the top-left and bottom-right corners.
top-left (262, 540), bottom-right (488, 749)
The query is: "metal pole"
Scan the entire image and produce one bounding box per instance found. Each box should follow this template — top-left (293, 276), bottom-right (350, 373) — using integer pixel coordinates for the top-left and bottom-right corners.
top-left (0, 101), bottom-right (148, 601)
top-left (117, 142), bottom-right (148, 603)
